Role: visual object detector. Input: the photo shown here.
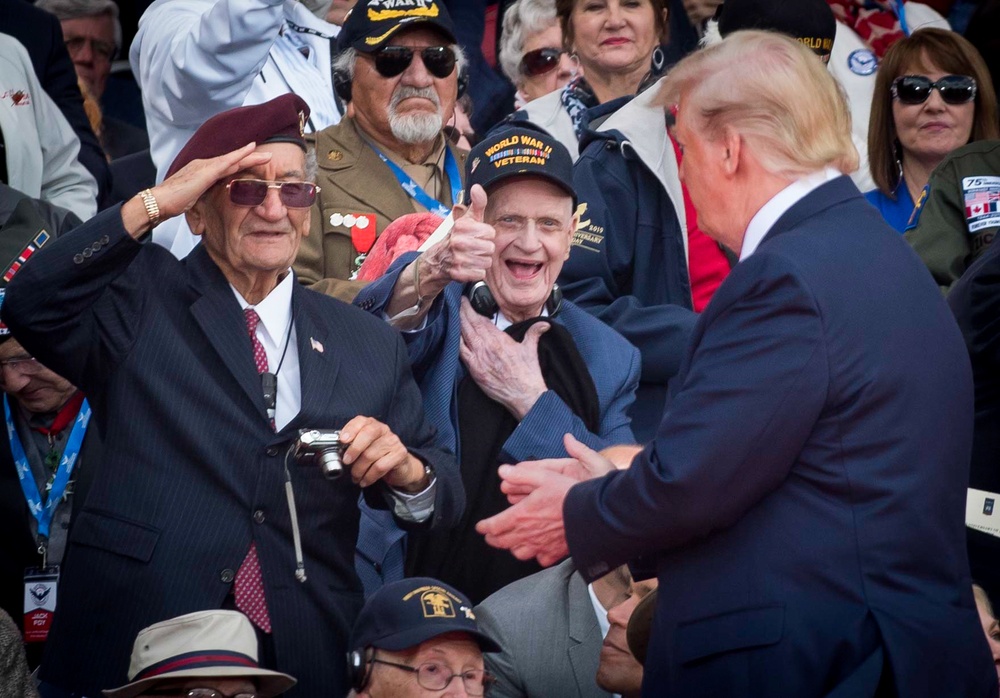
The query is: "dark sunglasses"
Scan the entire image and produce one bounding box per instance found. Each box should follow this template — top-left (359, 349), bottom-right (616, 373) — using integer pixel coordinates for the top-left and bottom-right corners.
top-left (372, 45), bottom-right (456, 79)
top-left (226, 179), bottom-right (320, 208)
top-left (891, 74), bottom-right (977, 106)
top-left (519, 47), bottom-right (571, 77)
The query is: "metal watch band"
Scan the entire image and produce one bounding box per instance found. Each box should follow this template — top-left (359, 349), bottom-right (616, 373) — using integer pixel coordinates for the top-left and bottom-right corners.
top-left (139, 188), bottom-right (161, 228)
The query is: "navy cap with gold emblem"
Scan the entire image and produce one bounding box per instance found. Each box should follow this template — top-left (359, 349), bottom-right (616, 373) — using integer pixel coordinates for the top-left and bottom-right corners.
top-left (466, 126), bottom-right (576, 206)
top-left (349, 577), bottom-right (501, 653)
top-left (717, 0), bottom-right (837, 59)
top-left (165, 94), bottom-right (311, 179)
top-left (338, 0), bottom-right (457, 54)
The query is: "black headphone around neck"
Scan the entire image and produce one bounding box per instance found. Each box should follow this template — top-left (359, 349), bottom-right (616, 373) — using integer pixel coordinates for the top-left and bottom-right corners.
top-left (463, 281), bottom-right (563, 320)
top-left (347, 647), bottom-right (376, 693)
top-left (332, 51), bottom-right (469, 104)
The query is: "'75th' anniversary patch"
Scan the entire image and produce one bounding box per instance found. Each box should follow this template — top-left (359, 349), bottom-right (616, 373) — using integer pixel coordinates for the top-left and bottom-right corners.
top-left (963, 176), bottom-right (1000, 233)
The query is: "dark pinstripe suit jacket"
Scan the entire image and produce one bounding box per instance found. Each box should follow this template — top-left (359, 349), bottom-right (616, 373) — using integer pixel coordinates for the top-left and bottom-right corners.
top-left (1, 205), bottom-right (461, 697)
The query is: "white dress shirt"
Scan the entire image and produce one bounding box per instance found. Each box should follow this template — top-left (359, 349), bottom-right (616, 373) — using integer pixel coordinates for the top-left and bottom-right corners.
top-left (587, 583), bottom-right (621, 698)
top-left (233, 272), bottom-right (435, 520)
top-left (740, 167), bottom-right (842, 261)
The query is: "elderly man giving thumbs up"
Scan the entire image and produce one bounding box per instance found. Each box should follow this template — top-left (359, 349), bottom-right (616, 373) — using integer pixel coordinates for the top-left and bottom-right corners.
top-left (353, 126), bottom-right (640, 603)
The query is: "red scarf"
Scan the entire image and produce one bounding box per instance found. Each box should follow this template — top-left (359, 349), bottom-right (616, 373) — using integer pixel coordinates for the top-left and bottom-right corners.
top-left (31, 391), bottom-right (84, 437)
top-left (826, 0), bottom-right (906, 58)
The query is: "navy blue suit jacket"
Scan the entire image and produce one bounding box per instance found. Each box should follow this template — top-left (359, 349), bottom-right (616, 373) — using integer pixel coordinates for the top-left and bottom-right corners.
top-left (353, 253), bottom-right (639, 591)
top-left (1, 206), bottom-right (461, 696)
top-left (949, 237), bottom-right (1000, 606)
top-left (565, 177), bottom-right (997, 697)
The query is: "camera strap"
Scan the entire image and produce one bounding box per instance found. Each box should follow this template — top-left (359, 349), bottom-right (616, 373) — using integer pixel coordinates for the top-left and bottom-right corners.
top-left (260, 308), bottom-right (296, 417)
top-left (283, 447), bottom-right (308, 583)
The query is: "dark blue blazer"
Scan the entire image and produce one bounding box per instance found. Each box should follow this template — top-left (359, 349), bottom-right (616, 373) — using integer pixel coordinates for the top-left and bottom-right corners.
top-left (565, 177), bottom-right (997, 697)
top-left (949, 237), bottom-right (1000, 606)
top-left (353, 252), bottom-right (640, 591)
top-left (1, 206), bottom-right (461, 697)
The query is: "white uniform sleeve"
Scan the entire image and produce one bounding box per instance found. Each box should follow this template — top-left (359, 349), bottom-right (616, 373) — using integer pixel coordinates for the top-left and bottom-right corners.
top-left (130, 0), bottom-right (287, 130)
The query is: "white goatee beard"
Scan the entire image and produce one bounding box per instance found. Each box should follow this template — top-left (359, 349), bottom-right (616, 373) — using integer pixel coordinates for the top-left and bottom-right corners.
top-left (388, 86), bottom-right (444, 144)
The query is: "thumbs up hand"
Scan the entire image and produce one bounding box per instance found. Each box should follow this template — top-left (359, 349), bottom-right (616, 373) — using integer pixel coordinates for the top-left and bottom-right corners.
top-left (421, 184), bottom-right (495, 286)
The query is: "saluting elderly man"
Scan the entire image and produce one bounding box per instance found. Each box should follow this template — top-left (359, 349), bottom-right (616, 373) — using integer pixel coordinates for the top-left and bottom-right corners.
top-left (1, 94), bottom-right (461, 697)
top-left (477, 31), bottom-right (998, 697)
top-left (294, 0), bottom-right (468, 301)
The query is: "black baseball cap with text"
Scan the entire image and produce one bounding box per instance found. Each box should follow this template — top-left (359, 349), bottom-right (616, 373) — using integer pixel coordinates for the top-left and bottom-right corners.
top-left (717, 0), bottom-right (837, 59)
top-left (466, 126), bottom-right (577, 206)
top-left (338, 0), bottom-right (457, 54)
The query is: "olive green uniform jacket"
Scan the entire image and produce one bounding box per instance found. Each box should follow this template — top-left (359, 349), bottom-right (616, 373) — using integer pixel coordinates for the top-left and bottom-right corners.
top-left (905, 140), bottom-right (1000, 293)
top-left (295, 116), bottom-right (467, 301)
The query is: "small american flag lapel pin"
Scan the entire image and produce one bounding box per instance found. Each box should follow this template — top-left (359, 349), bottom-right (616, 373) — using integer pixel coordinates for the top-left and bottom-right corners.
top-left (310, 337), bottom-right (324, 353)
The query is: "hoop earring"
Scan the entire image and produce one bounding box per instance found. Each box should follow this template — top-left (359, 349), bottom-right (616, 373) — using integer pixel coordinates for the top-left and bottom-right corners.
top-left (650, 45), bottom-right (666, 73)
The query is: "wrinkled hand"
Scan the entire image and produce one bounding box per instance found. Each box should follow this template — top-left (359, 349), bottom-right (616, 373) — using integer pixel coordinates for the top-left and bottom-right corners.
top-left (476, 464), bottom-right (574, 566)
top-left (420, 184), bottom-right (495, 290)
top-left (683, 0), bottom-right (722, 24)
top-left (459, 297), bottom-right (549, 419)
top-left (502, 434), bottom-right (620, 504)
top-left (153, 143), bottom-right (272, 220)
top-left (339, 416), bottom-right (428, 492)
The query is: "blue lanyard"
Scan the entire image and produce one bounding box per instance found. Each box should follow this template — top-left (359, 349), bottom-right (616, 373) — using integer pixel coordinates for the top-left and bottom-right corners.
top-left (5, 395), bottom-right (90, 540)
top-left (373, 145), bottom-right (462, 218)
top-left (890, 0), bottom-right (910, 36)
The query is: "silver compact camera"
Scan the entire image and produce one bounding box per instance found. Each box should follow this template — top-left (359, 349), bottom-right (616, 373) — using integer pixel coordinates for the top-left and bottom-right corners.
top-left (293, 429), bottom-right (345, 480)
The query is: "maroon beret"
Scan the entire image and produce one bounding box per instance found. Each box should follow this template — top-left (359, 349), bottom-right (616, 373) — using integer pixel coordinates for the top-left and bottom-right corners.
top-left (166, 94), bottom-right (310, 179)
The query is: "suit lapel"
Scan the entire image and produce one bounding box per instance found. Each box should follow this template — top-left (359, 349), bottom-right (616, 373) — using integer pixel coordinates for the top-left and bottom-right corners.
top-left (284, 288), bottom-right (340, 432)
top-left (566, 569), bottom-right (607, 697)
top-left (186, 246), bottom-right (269, 420)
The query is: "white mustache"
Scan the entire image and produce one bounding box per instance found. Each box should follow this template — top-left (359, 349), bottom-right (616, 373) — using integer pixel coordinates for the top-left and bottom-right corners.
top-left (390, 85), bottom-right (441, 110)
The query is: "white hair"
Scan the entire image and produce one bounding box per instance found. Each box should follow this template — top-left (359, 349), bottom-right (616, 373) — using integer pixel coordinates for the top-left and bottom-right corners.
top-left (332, 43), bottom-right (468, 81)
top-left (498, 0), bottom-right (560, 85)
top-left (333, 43), bottom-right (467, 144)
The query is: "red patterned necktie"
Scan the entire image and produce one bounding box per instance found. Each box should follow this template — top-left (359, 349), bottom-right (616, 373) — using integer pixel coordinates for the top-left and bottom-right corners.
top-left (235, 308), bottom-right (272, 632)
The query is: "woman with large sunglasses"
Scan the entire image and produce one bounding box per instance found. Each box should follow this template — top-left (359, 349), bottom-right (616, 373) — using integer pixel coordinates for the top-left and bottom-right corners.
top-left (515, 0), bottom-right (668, 160)
top-left (499, 0), bottom-right (580, 108)
top-left (866, 28), bottom-right (998, 233)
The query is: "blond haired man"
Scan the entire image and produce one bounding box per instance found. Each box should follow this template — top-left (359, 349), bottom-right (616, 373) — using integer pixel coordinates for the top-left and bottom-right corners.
top-left (479, 30), bottom-right (996, 697)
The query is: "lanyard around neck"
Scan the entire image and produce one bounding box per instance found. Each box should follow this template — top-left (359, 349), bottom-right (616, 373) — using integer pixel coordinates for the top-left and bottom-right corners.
top-left (371, 145), bottom-right (462, 218)
top-left (5, 394), bottom-right (91, 540)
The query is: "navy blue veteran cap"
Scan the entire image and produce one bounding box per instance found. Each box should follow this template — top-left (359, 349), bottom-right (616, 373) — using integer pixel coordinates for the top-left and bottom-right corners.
top-left (466, 126), bottom-right (576, 206)
top-left (338, 0), bottom-right (457, 54)
top-left (350, 578), bottom-right (501, 653)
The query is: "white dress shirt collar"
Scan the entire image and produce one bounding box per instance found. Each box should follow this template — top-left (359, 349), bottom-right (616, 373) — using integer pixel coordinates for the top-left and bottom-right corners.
top-left (232, 271), bottom-right (295, 346)
top-left (740, 167), bottom-right (841, 261)
top-left (495, 306), bottom-right (550, 331)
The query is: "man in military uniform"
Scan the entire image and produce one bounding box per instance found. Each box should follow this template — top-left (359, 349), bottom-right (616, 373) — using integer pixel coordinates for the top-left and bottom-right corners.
top-left (296, 0), bottom-right (467, 301)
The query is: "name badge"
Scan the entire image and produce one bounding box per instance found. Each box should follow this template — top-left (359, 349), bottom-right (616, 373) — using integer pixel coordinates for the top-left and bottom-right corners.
top-left (23, 566), bottom-right (59, 642)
